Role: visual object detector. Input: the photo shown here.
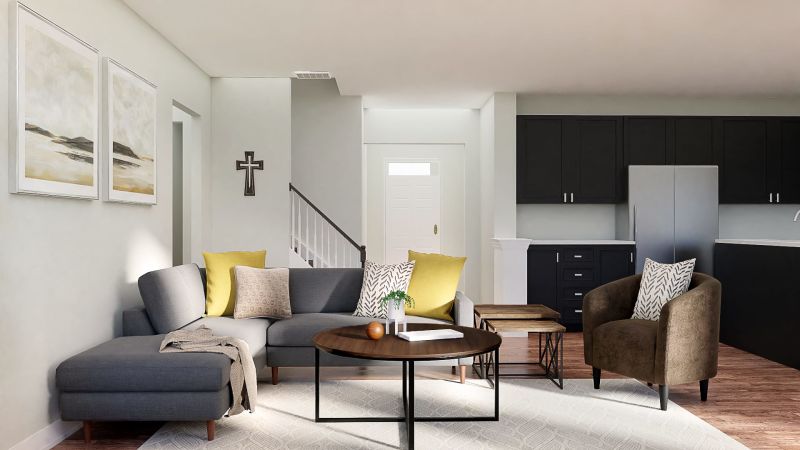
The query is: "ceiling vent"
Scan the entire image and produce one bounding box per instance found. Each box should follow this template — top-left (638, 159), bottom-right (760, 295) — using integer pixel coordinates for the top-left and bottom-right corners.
top-left (293, 71), bottom-right (332, 80)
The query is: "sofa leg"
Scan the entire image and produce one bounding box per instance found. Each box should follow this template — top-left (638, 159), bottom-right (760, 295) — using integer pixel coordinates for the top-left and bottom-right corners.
top-left (459, 365), bottom-right (467, 384)
top-left (207, 420), bottom-right (215, 441)
top-left (700, 379), bottom-right (709, 401)
top-left (83, 421), bottom-right (91, 444)
top-left (271, 367), bottom-right (279, 385)
top-left (592, 367), bottom-right (601, 389)
top-left (659, 385), bottom-right (669, 411)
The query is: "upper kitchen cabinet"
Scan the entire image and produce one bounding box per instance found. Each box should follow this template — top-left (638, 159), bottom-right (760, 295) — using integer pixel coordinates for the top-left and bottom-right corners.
top-left (517, 117), bottom-right (564, 203)
top-left (563, 117), bottom-right (623, 203)
top-left (674, 118), bottom-right (715, 165)
top-left (517, 115), bottom-right (622, 204)
top-left (716, 117), bottom-right (772, 204)
top-left (777, 119), bottom-right (800, 204)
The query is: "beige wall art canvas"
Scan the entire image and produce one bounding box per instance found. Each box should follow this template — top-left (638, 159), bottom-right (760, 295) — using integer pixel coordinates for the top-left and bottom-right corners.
top-left (105, 59), bottom-right (157, 204)
top-left (11, 4), bottom-right (99, 198)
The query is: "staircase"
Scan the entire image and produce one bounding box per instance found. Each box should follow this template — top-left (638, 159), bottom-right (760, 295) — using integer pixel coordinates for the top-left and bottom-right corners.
top-left (289, 183), bottom-right (366, 268)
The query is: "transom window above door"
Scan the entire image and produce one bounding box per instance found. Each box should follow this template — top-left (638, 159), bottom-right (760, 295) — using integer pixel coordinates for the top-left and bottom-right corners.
top-left (387, 162), bottom-right (434, 176)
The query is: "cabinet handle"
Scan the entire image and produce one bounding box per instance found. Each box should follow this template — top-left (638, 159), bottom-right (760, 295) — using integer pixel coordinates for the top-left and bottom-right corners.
top-left (556, 252), bottom-right (559, 263)
top-left (570, 192), bottom-right (574, 203)
top-left (574, 292), bottom-right (583, 296)
top-left (574, 254), bottom-right (582, 259)
top-left (574, 273), bottom-right (583, 277)
top-left (563, 193), bottom-right (567, 203)
top-left (777, 193), bottom-right (781, 203)
top-left (770, 193), bottom-right (773, 203)
top-left (574, 309), bottom-right (583, 313)
top-left (630, 252), bottom-right (633, 263)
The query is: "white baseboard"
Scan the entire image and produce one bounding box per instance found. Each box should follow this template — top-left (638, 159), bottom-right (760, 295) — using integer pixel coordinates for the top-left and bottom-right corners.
top-left (10, 419), bottom-right (81, 450)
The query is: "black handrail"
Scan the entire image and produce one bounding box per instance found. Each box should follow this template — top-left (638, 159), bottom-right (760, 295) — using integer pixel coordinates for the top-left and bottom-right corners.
top-left (289, 183), bottom-right (366, 267)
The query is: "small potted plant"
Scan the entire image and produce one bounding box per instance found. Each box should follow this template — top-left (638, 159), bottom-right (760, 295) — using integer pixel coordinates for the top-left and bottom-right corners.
top-left (380, 290), bottom-right (415, 321)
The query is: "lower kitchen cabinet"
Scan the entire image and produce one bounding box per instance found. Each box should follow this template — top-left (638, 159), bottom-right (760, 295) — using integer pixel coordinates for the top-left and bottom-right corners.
top-left (528, 244), bottom-right (635, 330)
top-left (715, 243), bottom-right (800, 369)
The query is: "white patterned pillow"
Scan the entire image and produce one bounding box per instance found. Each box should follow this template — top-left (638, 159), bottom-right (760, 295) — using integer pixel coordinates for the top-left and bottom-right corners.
top-left (632, 258), bottom-right (696, 321)
top-left (353, 260), bottom-right (415, 318)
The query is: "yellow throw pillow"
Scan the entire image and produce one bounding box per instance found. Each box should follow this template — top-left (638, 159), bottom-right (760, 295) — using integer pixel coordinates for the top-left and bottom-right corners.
top-left (203, 250), bottom-right (266, 316)
top-left (405, 251), bottom-right (466, 321)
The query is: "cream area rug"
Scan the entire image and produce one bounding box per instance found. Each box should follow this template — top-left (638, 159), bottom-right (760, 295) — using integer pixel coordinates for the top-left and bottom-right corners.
top-left (141, 378), bottom-right (745, 449)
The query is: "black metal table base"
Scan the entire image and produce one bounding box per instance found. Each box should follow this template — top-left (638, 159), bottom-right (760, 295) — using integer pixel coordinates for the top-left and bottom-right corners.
top-left (314, 348), bottom-right (500, 450)
top-left (472, 328), bottom-right (564, 389)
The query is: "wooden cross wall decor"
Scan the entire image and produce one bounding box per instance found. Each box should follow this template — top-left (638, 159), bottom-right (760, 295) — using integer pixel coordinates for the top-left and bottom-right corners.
top-left (236, 151), bottom-right (264, 196)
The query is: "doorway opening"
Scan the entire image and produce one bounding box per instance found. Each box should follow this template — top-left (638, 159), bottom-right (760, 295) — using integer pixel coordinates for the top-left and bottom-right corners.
top-left (172, 103), bottom-right (202, 266)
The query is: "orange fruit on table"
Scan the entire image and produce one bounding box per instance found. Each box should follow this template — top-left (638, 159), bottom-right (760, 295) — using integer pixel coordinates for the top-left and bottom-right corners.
top-left (366, 321), bottom-right (385, 340)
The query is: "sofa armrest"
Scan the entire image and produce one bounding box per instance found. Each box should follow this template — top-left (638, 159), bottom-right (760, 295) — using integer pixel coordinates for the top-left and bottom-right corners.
top-left (123, 307), bottom-right (157, 336)
top-left (655, 274), bottom-right (721, 385)
top-left (453, 291), bottom-right (475, 328)
top-left (582, 274), bottom-right (642, 365)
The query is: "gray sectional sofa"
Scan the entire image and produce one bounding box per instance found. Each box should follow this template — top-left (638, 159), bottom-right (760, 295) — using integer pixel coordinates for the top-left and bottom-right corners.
top-left (125, 263), bottom-right (476, 381)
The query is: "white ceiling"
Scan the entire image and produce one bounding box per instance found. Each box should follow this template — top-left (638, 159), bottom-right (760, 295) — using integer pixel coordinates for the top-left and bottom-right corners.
top-left (124, 0), bottom-right (800, 108)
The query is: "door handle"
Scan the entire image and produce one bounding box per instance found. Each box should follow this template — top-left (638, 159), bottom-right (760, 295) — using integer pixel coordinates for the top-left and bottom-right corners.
top-left (433, 224), bottom-right (438, 235)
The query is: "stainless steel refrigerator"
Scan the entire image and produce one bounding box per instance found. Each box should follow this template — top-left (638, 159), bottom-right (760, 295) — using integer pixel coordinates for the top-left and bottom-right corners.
top-left (616, 166), bottom-right (719, 274)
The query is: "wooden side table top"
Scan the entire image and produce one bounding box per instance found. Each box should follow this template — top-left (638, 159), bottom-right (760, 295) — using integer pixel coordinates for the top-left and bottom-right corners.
top-left (313, 323), bottom-right (501, 361)
top-left (474, 304), bottom-right (560, 320)
top-left (485, 319), bottom-right (566, 333)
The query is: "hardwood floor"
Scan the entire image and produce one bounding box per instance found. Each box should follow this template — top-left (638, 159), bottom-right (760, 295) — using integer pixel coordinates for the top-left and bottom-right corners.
top-left (54, 333), bottom-right (800, 449)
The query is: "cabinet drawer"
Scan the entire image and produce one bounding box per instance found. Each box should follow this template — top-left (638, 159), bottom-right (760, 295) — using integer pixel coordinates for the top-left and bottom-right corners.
top-left (563, 288), bottom-right (589, 300)
top-left (559, 299), bottom-right (584, 323)
top-left (561, 248), bottom-right (593, 263)
top-left (562, 268), bottom-right (594, 282)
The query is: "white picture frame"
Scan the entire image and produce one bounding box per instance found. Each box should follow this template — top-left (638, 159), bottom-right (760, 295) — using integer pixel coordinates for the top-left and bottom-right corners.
top-left (103, 58), bottom-right (157, 204)
top-left (9, 2), bottom-right (100, 199)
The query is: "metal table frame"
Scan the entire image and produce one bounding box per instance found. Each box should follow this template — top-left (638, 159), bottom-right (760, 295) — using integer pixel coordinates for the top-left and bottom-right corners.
top-left (314, 347), bottom-right (500, 450)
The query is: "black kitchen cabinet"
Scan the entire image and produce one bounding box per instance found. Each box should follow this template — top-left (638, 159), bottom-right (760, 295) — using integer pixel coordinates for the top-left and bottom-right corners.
top-left (715, 243), bottom-right (800, 369)
top-left (526, 247), bottom-right (559, 311)
top-left (778, 118), bottom-right (800, 204)
top-left (674, 118), bottom-right (715, 165)
top-left (624, 117), bottom-right (672, 166)
top-left (564, 117), bottom-right (624, 203)
top-left (517, 117), bottom-right (564, 203)
top-left (517, 116), bottom-right (622, 204)
top-left (527, 244), bottom-right (635, 330)
top-left (716, 118), bottom-right (772, 204)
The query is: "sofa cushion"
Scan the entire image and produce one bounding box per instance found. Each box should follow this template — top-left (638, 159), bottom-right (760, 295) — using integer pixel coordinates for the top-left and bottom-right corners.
top-left (56, 335), bottom-right (231, 393)
top-left (268, 312), bottom-right (448, 347)
top-left (182, 316), bottom-right (271, 358)
top-left (593, 319), bottom-right (658, 381)
top-left (138, 264), bottom-right (206, 334)
top-left (288, 268), bottom-right (363, 313)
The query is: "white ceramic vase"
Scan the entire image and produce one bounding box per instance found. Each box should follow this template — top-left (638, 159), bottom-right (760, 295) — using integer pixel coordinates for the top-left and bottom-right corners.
top-left (386, 301), bottom-right (406, 321)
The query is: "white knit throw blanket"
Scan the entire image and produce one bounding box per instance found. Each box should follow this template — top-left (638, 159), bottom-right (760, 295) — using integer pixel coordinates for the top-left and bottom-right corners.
top-left (160, 326), bottom-right (257, 415)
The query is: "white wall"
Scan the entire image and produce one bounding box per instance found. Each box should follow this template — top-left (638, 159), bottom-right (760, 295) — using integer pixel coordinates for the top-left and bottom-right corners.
top-left (210, 78), bottom-right (291, 266)
top-left (0, 1), bottom-right (212, 448)
top-left (291, 79), bottom-right (362, 241)
top-left (363, 109), bottom-right (482, 300)
top-left (479, 93), bottom-right (517, 304)
top-left (516, 93), bottom-right (800, 241)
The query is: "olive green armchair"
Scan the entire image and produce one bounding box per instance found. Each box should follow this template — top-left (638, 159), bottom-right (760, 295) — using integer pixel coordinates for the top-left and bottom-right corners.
top-left (583, 272), bottom-right (722, 411)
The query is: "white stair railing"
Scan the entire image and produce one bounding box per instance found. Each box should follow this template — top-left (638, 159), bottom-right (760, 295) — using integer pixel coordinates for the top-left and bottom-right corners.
top-left (289, 183), bottom-right (365, 268)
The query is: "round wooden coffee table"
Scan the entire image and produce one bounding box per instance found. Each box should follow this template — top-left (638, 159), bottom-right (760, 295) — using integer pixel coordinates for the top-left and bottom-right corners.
top-left (313, 323), bottom-right (502, 450)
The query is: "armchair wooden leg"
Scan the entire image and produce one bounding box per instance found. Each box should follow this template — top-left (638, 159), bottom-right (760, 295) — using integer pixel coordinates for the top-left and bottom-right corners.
top-left (459, 365), bottom-right (467, 384)
top-left (83, 421), bottom-right (91, 444)
top-left (207, 420), bottom-right (215, 441)
top-left (700, 379), bottom-right (709, 401)
top-left (659, 385), bottom-right (669, 411)
top-left (271, 367), bottom-right (279, 385)
top-left (592, 367), bottom-right (601, 389)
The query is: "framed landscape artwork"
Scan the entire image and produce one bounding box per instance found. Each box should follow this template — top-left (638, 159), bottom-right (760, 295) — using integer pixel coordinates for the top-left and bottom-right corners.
top-left (10, 3), bottom-right (100, 198)
top-left (104, 58), bottom-right (157, 204)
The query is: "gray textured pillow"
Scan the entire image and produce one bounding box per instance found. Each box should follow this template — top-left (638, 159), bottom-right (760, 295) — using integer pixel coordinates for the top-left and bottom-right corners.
top-left (632, 258), bottom-right (696, 321)
top-left (233, 266), bottom-right (291, 319)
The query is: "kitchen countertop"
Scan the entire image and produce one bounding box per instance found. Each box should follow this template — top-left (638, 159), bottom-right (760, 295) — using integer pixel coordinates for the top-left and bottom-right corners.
top-left (529, 240), bottom-right (636, 246)
top-left (715, 239), bottom-right (800, 248)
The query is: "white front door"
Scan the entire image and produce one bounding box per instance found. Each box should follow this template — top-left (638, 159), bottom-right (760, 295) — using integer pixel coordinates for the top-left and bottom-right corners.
top-left (385, 161), bottom-right (441, 264)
